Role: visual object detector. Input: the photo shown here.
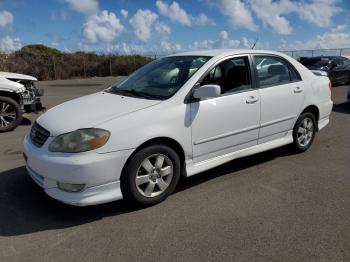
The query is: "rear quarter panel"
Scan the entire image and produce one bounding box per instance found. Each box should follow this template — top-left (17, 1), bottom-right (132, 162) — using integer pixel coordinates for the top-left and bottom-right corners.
top-left (284, 56), bottom-right (333, 122)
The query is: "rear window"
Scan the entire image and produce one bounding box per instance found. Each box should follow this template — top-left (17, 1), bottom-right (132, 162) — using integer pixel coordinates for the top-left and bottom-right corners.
top-left (302, 57), bottom-right (331, 67)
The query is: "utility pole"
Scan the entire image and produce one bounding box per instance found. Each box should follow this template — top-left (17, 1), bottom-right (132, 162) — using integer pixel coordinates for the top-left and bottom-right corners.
top-left (109, 56), bottom-right (112, 76)
top-left (52, 56), bottom-right (57, 80)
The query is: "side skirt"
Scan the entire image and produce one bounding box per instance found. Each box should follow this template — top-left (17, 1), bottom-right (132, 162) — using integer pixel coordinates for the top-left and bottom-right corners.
top-left (185, 130), bottom-right (294, 177)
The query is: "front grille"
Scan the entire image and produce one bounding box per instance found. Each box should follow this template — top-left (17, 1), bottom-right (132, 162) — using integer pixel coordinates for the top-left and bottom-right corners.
top-left (30, 122), bottom-right (50, 147)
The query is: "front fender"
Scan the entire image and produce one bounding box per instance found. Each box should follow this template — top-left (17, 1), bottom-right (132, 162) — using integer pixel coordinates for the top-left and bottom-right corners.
top-left (95, 100), bottom-right (192, 159)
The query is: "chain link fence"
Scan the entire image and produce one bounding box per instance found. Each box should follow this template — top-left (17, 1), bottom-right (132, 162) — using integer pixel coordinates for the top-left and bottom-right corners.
top-left (281, 48), bottom-right (350, 60)
top-left (1, 48), bottom-right (349, 81)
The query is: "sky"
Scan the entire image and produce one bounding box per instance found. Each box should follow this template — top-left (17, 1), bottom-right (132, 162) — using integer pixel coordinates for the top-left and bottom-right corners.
top-left (0, 0), bottom-right (350, 54)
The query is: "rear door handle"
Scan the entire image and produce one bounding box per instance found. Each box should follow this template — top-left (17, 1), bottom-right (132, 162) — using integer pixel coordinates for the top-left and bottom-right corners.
top-left (246, 96), bottom-right (259, 104)
top-left (294, 87), bottom-right (303, 93)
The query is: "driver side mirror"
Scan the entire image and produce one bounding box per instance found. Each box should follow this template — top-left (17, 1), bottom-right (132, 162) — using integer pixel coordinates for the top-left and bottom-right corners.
top-left (193, 84), bottom-right (221, 99)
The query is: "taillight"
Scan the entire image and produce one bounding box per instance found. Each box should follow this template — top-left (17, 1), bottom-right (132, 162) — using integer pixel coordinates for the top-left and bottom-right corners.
top-left (328, 81), bottom-right (332, 90)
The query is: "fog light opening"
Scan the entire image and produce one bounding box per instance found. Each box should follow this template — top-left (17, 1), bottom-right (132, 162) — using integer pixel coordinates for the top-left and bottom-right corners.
top-left (57, 182), bottom-right (85, 192)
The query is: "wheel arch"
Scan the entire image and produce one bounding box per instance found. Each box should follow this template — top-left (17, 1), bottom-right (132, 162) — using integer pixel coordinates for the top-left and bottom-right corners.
top-left (300, 105), bottom-right (320, 129)
top-left (0, 91), bottom-right (21, 104)
top-left (121, 136), bottom-right (187, 178)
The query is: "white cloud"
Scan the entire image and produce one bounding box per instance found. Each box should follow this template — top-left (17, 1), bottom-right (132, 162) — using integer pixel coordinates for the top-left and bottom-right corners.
top-left (156, 0), bottom-right (192, 26)
top-left (160, 41), bottom-right (182, 52)
top-left (129, 9), bottom-right (159, 42)
top-left (107, 42), bottom-right (147, 54)
top-left (280, 26), bottom-right (350, 50)
top-left (316, 30), bottom-right (350, 49)
top-left (296, 0), bottom-right (341, 27)
top-left (120, 9), bottom-right (128, 19)
top-left (189, 31), bottom-right (241, 50)
top-left (247, 0), bottom-right (341, 34)
top-left (0, 10), bottom-right (14, 28)
top-left (208, 0), bottom-right (340, 35)
top-left (248, 0), bottom-right (294, 35)
top-left (107, 41), bottom-right (181, 54)
top-left (209, 0), bottom-right (257, 31)
top-left (188, 31), bottom-right (272, 51)
top-left (129, 9), bottom-right (158, 42)
top-left (83, 10), bottom-right (124, 44)
top-left (64, 0), bottom-right (99, 15)
top-left (217, 31), bottom-right (241, 48)
top-left (194, 13), bottom-right (215, 26)
top-left (155, 22), bottom-right (171, 37)
top-left (0, 36), bottom-right (22, 53)
top-left (156, 0), bottom-right (214, 27)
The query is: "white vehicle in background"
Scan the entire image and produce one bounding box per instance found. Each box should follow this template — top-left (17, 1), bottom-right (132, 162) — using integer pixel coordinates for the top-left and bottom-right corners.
top-left (0, 72), bottom-right (43, 132)
top-left (23, 49), bottom-right (333, 207)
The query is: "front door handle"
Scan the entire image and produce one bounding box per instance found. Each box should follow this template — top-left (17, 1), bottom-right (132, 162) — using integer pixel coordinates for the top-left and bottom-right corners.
top-left (294, 87), bottom-right (303, 93)
top-left (246, 96), bottom-right (259, 104)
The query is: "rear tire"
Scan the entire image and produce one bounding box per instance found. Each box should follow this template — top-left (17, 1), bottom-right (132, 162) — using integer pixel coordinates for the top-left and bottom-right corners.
top-left (0, 96), bottom-right (22, 133)
top-left (121, 144), bottom-right (181, 206)
top-left (291, 112), bottom-right (316, 153)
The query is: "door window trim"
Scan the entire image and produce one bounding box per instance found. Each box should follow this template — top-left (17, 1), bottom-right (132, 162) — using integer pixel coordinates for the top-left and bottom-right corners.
top-left (251, 54), bottom-right (302, 89)
top-left (187, 54), bottom-right (258, 103)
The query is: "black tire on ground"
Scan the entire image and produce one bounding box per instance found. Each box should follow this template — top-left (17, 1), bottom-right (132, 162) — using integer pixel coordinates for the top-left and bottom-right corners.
top-left (292, 112), bottom-right (317, 153)
top-left (121, 144), bottom-right (181, 206)
top-left (0, 96), bottom-right (22, 133)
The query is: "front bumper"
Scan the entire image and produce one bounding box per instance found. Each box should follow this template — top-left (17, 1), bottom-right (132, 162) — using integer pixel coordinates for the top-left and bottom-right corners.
top-left (20, 88), bottom-right (44, 112)
top-left (23, 134), bottom-right (134, 206)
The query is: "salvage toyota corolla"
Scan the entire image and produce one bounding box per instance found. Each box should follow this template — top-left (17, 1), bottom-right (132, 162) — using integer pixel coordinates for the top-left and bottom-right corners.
top-left (23, 50), bottom-right (333, 206)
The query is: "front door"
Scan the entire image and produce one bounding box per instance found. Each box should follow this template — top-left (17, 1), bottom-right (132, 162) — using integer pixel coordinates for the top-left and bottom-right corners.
top-left (190, 56), bottom-right (260, 163)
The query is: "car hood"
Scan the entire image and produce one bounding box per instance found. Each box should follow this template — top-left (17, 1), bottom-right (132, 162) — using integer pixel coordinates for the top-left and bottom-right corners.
top-left (0, 71), bottom-right (37, 81)
top-left (37, 92), bottom-right (161, 136)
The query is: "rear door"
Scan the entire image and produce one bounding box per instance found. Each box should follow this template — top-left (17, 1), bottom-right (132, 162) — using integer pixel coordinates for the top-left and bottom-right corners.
top-left (252, 55), bottom-right (305, 144)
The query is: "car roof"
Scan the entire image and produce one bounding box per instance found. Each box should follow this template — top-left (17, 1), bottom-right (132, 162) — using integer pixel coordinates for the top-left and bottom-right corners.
top-left (166, 49), bottom-right (285, 59)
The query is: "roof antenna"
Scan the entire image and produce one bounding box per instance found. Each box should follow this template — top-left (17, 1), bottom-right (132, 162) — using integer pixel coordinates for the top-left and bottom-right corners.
top-left (251, 37), bottom-right (259, 49)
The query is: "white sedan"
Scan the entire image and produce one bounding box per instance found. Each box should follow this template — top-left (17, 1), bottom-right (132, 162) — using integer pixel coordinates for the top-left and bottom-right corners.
top-left (23, 49), bottom-right (333, 206)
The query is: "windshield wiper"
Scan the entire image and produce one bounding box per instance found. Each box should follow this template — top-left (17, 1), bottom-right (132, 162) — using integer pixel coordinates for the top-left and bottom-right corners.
top-left (135, 91), bottom-right (168, 100)
top-left (107, 87), bottom-right (167, 100)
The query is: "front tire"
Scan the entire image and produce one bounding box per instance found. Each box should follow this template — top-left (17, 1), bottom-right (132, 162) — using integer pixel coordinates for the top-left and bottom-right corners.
top-left (0, 96), bottom-right (22, 133)
top-left (292, 112), bottom-right (316, 152)
top-left (121, 144), bottom-right (181, 206)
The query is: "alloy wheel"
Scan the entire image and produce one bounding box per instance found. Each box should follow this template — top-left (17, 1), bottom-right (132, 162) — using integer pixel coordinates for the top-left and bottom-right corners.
top-left (0, 102), bottom-right (17, 128)
top-left (297, 117), bottom-right (314, 147)
top-left (135, 154), bottom-right (174, 198)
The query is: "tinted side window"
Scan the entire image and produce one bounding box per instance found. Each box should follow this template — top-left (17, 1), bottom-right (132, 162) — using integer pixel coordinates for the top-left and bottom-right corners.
top-left (343, 57), bottom-right (350, 65)
top-left (336, 57), bottom-right (349, 66)
top-left (254, 56), bottom-right (300, 88)
top-left (333, 58), bottom-right (343, 66)
top-left (201, 57), bottom-right (251, 95)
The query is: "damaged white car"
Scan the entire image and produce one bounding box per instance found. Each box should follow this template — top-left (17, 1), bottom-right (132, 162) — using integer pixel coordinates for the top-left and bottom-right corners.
top-left (0, 72), bottom-right (44, 132)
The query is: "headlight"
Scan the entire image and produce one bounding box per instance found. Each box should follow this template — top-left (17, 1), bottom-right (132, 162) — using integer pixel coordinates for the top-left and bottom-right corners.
top-left (49, 128), bottom-right (110, 153)
top-left (16, 86), bottom-right (26, 93)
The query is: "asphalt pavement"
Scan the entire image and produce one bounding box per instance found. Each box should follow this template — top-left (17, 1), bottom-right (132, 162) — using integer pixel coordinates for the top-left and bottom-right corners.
top-left (0, 78), bottom-right (349, 262)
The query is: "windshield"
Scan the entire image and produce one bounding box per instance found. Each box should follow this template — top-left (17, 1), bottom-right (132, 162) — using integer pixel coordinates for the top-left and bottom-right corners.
top-left (302, 57), bottom-right (331, 67)
top-left (108, 56), bottom-right (211, 100)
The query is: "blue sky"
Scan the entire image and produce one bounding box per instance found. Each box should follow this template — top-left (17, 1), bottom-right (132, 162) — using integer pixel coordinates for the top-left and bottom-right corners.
top-left (0, 0), bottom-right (349, 53)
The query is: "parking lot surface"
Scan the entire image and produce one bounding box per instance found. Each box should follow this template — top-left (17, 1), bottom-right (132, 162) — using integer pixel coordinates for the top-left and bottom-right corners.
top-left (0, 78), bottom-right (349, 262)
